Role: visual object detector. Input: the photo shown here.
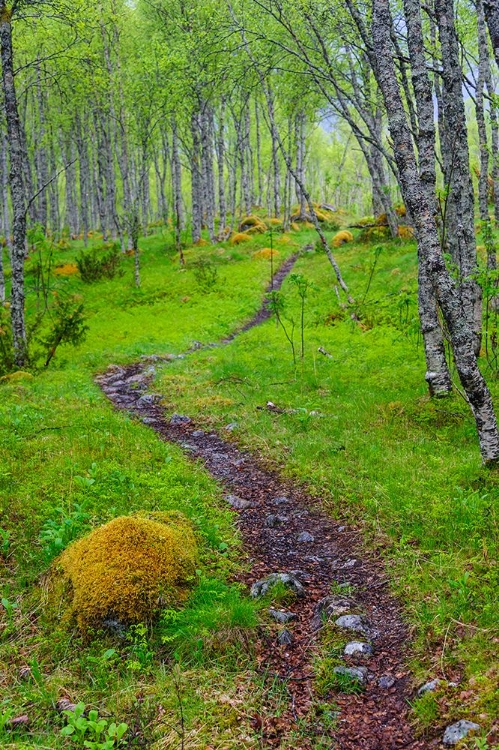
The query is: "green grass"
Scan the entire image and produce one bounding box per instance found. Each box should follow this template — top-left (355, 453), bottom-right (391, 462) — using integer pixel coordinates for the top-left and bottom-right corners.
top-left (0, 227), bottom-right (311, 748)
top-left (1, 222), bottom-right (499, 744)
top-left (149, 238), bottom-right (499, 734)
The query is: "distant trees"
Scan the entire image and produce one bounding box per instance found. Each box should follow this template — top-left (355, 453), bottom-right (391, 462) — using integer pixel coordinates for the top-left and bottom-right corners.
top-left (1, 0), bottom-right (499, 458)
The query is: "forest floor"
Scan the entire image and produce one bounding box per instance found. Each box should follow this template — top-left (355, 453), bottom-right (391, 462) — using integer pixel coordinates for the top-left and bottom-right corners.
top-left (1, 221), bottom-right (499, 748)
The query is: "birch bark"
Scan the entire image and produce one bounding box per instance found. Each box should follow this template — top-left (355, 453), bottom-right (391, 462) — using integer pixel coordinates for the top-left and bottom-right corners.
top-left (403, 0), bottom-right (452, 395)
top-left (0, 2), bottom-right (27, 365)
top-left (371, 0), bottom-right (499, 462)
top-left (435, 0), bottom-right (482, 355)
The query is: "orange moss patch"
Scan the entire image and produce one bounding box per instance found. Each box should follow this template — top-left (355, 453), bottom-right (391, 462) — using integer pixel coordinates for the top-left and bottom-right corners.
top-left (52, 512), bottom-right (197, 633)
top-left (252, 248), bottom-right (280, 260)
top-left (397, 225), bottom-right (414, 240)
top-left (230, 232), bottom-right (252, 245)
top-left (194, 238), bottom-right (210, 247)
top-left (277, 235), bottom-right (291, 244)
top-left (265, 218), bottom-right (283, 227)
top-left (290, 222), bottom-right (300, 232)
top-left (332, 230), bottom-right (354, 247)
top-left (54, 264), bottom-right (79, 276)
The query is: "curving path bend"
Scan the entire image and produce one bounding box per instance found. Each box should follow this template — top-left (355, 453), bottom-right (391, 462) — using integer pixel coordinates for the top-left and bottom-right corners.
top-left (97, 250), bottom-right (430, 749)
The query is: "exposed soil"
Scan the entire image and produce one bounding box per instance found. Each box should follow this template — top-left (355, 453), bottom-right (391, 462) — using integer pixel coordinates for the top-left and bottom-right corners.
top-left (97, 251), bottom-right (441, 748)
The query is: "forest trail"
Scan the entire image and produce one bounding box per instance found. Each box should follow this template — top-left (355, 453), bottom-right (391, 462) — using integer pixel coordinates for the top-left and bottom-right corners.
top-left (97, 251), bottom-right (428, 749)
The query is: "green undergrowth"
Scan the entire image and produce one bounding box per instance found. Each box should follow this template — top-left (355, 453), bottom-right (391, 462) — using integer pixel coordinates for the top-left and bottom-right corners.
top-left (2, 224), bottom-right (499, 745)
top-left (0, 228), bottom-right (321, 748)
top-left (150, 239), bottom-right (499, 740)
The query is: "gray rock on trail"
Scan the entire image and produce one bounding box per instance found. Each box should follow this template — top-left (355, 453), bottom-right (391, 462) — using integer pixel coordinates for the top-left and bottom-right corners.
top-left (137, 393), bottom-right (161, 406)
top-left (297, 531), bottom-right (315, 543)
top-left (278, 629), bottom-right (293, 646)
top-left (378, 675), bottom-right (396, 689)
top-left (225, 494), bottom-right (253, 510)
top-left (251, 572), bottom-right (305, 598)
top-left (311, 595), bottom-right (352, 631)
top-left (170, 413), bottom-right (192, 425)
top-left (442, 720), bottom-right (481, 746)
top-left (142, 417), bottom-right (159, 425)
top-left (417, 678), bottom-right (442, 696)
top-left (333, 666), bottom-right (368, 685)
top-left (265, 514), bottom-right (288, 527)
top-left (272, 496), bottom-right (290, 505)
top-left (344, 642), bottom-right (372, 657)
top-left (335, 614), bottom-right (370, 636)
top-left (225, 422), bottom-right (239, 431)
top-left (192, 430), bottom-right (205, 437)
top-left (268, 609), bottom-right (297, 624)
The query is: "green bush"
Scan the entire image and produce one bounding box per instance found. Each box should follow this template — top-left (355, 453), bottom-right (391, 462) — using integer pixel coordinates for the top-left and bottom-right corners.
top-left (76, 245), bottom-right (122, 283)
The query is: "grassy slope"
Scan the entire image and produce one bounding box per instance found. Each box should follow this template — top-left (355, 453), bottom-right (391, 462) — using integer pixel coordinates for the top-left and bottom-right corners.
top-left (0, 225), bottom-right (498, 746)
top-left (153, 239), bottom-right (499, 740)
top-left (0, 230), bottom-right (310, 749)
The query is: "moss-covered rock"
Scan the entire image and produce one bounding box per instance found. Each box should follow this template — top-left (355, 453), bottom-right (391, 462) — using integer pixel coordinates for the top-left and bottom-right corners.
top-left (51, 511), bottom-right (197, 633)
top-left (332, 230), bottom-right (354, 247)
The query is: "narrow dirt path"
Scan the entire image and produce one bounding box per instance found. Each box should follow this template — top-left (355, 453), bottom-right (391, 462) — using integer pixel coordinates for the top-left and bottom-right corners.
top-left (97, 252), bottom-right (433, 749)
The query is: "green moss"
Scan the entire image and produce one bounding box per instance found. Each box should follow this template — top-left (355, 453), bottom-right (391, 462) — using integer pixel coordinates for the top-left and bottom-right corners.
top-left (53, 513), bottom-right (198, 632)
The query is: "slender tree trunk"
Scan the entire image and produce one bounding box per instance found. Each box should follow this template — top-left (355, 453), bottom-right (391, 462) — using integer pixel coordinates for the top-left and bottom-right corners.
top-left (171, 117), bottom-right (184, 263)
top-left (64, 135), bottom-right (78, 237)
top-left (35, 61), bottom-right (48, 231)
top-left (404, 0), bottom-right (452, 395)
top-left (217, 97), bottom-right (227, 237)
top-left (435, 0), bottom-right (482, 355)
top-left (1, 129), bottom-right (11, 258)
top-left (372, 0), bottom-right (499, 462)
top-left (200, 102), bottom-right (216, 241)
top-left (484, 0), bottom-right (499, 67)
top-left (295, 111), bottom-right (308, 220)
top-left (477, 0), bottom-right (498, 270)
top-left (76, 113), bottom-right (90, 246)
top-left (190, 110), bottom-right (202, 244)
top-left (255, 100), bottom-right (264, 206)
top-left (0, 4), bottom-right (27, 366)
top-left (271, 121), bottom-right (281, 217)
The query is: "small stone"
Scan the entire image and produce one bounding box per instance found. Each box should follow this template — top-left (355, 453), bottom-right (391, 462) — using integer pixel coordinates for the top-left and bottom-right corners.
top-left (338, 526), bottom-right (346, 532)
top-left (417, 678), bottom-right (442, 696)
top-left (342, 559), bottom-right (357, 568)
top-left (442, 720), bottom-right (481, 746)
top-left (344, 642), bottom-right (372, 657)
top-left (278, 629), bottom-right (293, 646)
top-left (265, 514), bottom-right (288, 527)
top-left (272, 496), bottom-right (290, 505)
top-left (103, 618), bottom-right (126, 638)
top-left (333, 666), bottom-right (367, 684)
top-left (57, 698), bottom-right (77, 713)
top-left (251, 572), bottom-right (305, 598)
top-left (6, 714), bottom-right (29, 727)
top-left (312, 599), bottom-right (349, 630)
top-left (268, 609), bottom-right (297, 624)
top-left (180, 442), bottom-right (197, 452)
top-left (192, 430), bottom-right (205, 437)
top-left (225, 494), bottom-right (253, 510)
top-left (137, 394), bottom-right (160, 406)
top-left (142, 417), bottom-right (158, 425)
top-left (225, 422), bottom-right (239, 431)
top-left (19, 666), bottom-right (31, 681)
top-left (297, 531), bottom-right (314, 543)
top-left (170, 413), bottom-right (192, 425)
top-left (378, 674), bottom-right (396, 689)
top-left (335, 614), bottom-right (369, 635)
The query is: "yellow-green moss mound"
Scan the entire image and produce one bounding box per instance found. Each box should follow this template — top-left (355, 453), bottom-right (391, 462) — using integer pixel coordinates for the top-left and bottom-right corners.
top-left (332, 230), bottom-right (354, 247)
top-left (52, 512), bottom-right (197, 633)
